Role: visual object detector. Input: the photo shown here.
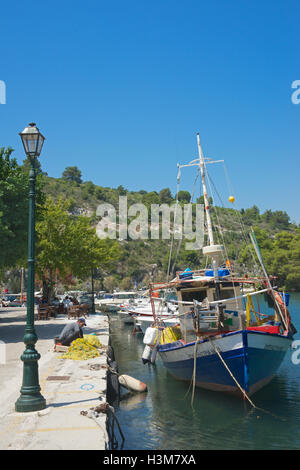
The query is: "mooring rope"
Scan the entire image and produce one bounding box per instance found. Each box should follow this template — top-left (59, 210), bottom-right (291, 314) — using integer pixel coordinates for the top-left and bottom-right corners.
top-left (208, 337), bottom-right (286, 421)
top-left (184, 337), bottom-right (200, 408)
top-left (191, 338), bottom-right (200, 407)
top-left (184, 333), bottom-right (285, 420)
top-left (208, 338), bottom-right (256, 407)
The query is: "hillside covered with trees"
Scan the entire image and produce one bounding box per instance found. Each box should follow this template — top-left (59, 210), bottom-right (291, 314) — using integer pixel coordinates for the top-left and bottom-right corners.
top-left (1, 151), bottom-right (300, 294)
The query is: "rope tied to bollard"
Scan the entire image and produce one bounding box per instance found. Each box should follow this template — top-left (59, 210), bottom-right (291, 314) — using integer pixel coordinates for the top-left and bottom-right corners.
top-left (80, 402), bottom-right (125, 450)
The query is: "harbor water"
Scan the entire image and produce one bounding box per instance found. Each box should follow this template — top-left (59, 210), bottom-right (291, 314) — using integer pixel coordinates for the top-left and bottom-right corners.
top-left (107, 293), bottom-right (300, 450)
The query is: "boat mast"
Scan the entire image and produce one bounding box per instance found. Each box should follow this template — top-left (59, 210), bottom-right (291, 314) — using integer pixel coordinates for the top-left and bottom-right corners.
top-left (196, 133), bottom-right (224, 277)
top-left (197, 133), bottom-right (214, 246)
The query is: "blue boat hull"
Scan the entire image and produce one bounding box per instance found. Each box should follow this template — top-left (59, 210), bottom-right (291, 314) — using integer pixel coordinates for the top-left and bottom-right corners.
top-left (158, 330), bottom-right (292, 396)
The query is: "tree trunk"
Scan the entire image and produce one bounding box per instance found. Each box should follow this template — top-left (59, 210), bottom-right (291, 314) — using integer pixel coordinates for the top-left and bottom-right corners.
top-left (42, 271), bottom-right (54, 303)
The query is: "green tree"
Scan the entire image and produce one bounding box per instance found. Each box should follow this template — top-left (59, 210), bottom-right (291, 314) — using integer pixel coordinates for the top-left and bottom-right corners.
top-left (0, 147), bottom-right (44, 270)
top-left (22, 156), bottom-right (43, 175)
top-left (242, 205), bottom-right (260, 225)
top-left (261, 209), bottom-right (273, 224)
top-left (62, 166), bottom-right (82, 184)
top-left (83, 181), bottom-right (95, 195)
top-left (261, 209), bottom-right (290, 231)
top-left (196, 195), bottom-right (213, 205)
top-left (94, 186), bottom-right (106, 200)
top-left (81, 181), bottom-right (95, 201)
top-left (36, 197), bottom-right (121, 301)
top-left (120, 276), bottom-right (132, 291)
top-left (117, 185), bottom-right (127, 196)
top-left (270, 211), bottom-right (290, 230)
top-left (159, 188), bottom-right (173, 204)
top-left (142, 191), bottom-right (160, 207)
top-left (103, 275), bottom-right (118, 293)
top-left (264, 230), bottom-right (300, 290)
top-left (178, 190), bottom-right (191, 204)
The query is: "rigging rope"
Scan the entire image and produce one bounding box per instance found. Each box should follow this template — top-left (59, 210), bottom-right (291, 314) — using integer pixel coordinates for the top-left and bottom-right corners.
top-left (204, 165), bottom-right (240, 311)
top-left (167, 167), bottom-right (201, 280)
top-left (222, 162), bottom-right (262, 277)
top-left (166, 166), bottom-right (181, 281)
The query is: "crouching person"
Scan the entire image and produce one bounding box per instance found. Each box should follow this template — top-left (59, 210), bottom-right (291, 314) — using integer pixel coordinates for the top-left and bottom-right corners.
top-left (55, 318), bottom-right (86, 346)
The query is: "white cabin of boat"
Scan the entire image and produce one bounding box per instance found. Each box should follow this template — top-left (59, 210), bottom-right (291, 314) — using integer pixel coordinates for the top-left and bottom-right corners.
top-left (172, 269), bottom-right (245, 341)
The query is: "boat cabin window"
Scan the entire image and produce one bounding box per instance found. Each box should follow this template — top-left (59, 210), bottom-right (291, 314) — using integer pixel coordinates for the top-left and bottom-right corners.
top-left (213, 289), bottom-right (235, 301)
top-left (181, 290), bottom-right (208, 303)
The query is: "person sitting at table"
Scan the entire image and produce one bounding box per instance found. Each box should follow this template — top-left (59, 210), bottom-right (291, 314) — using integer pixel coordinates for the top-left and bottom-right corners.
top-left (63, 296), bottom-right (72, 313)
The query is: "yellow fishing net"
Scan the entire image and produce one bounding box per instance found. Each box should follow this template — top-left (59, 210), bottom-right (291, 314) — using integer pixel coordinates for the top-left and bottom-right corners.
top-left (60, 336), bottom-right (103, 360)
top-left (84, 334), bottom-right (103, 348)
top-left (159, 326), bottom-right (182, 345)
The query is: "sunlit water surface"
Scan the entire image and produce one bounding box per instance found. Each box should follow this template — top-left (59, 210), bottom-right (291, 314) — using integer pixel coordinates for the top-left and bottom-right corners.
top-left (108, 293), bottom-right (300, 450)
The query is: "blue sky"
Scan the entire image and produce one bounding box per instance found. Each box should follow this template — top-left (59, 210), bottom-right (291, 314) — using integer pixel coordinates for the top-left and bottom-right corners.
top-left (1, 0), bottom-right (300, 222)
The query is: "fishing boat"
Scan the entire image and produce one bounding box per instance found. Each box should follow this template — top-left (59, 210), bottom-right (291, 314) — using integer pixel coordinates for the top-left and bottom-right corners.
top-left (118, 307), bottom-right (136, 325)
top-left (119, 298), bottom-right (178, 328)
top-left (98, 291), bottom-right (140, 313)
top-left (136, 314), bottom-right (179, 334)
top-left (131, 295), bottom-right (178, 330)
top-left (119, 289), bottom-right (178, 325)
top-left (117, 293), bottom-right (152, 324)
top-left (146, 133), bottom-right (297, 397)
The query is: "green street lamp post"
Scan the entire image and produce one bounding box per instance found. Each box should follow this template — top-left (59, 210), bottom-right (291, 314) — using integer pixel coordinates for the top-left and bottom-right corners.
top-left (15, 123), bottom-right (46, 413)
top-left (91, 269), bottom-right (95, 314)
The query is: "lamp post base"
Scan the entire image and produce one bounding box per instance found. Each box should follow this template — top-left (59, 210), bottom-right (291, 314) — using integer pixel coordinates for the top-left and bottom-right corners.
top-left (15, 394), bottom-right (46, 413)
top-left (15, 344), bottom-right (46, 413)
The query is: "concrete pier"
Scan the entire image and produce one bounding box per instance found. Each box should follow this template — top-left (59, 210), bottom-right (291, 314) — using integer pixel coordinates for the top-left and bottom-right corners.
top-left (0, 307), bottom-right (110, 450)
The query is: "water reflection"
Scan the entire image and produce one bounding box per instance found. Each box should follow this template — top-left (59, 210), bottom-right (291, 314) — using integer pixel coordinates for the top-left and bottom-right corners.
top-left (108, 293), bottom-right (300, 450)
top-left (120, 392), bottom-right (148, 411)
